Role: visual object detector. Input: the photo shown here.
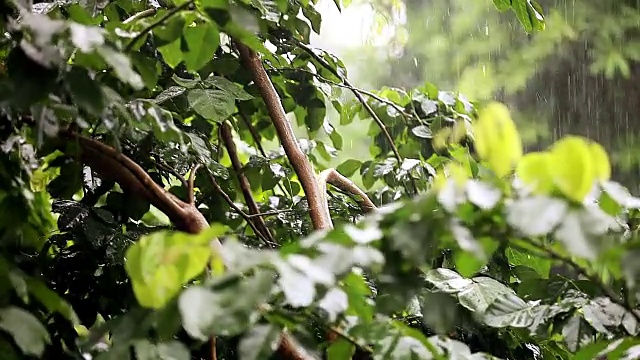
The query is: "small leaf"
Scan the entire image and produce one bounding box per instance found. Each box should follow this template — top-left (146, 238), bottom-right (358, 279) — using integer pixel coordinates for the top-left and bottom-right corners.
top-left (204, 75), bottom-right (253, 100)
top-left (96, 46), bottom-right (144, 89)
top-left (411, 125), bottom-right (432, 139)
top-left (483, 293), bottom-right (534, 328)
top-left (465, 180), bottom-right (501, 210)
top-left (0, 307), bottom-right (50, 357)
top-left (65, 66), bottom-right (104, 115)
top-left (425, 268), bottom-right (473, 294)
top-left (336, 159), bottom-right (362, 177)
top-left (555, 210), bottom-right (597, 260)
top-left (549, 136), bottom-right (599, 203)
top-left (327, 338), bottom-right (356, 360)
top-left (516, 152), bottom-right (554, 194)
top-left (318, 288), bottom-right (349, 322)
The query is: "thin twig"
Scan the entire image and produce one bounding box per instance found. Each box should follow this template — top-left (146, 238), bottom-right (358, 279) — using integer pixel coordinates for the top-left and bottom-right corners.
top-left (188, 163), bottom-right (201, 205)
top-left (271, 67), bottom-right (413, 121)
top-left (246, 209), bottom-right (296, 218)
top-left (204, 169), bottom-right (278, 248)
top-left (220, 122), bottom-right (277, 246)
top-left (123, 8), bottom-right (157, 24)
top-left (292, 41), bottom-right (418, 195)
top-left (236, 112), bottom-right (290, 197)
top-left (125, 1), bottom-right (194, 52)
top-left (152, 157), bottom-right (189, 190)
top-left (293, 41), bottom-right (402, 162)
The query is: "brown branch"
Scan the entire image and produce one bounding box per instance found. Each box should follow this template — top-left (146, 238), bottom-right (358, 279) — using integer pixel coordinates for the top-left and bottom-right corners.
top-left (61, 131), bottom-right (225, 257)
top-left (236, 41), bottom-right (349, 360)
top-left (220, 122), bottom-right (277, 246)
top-left (188, 164), bottom-right (201, 205)
top-left (235, 42), bottom-right (333, 231)
top-left (317, 169), bottom-right (377, 214)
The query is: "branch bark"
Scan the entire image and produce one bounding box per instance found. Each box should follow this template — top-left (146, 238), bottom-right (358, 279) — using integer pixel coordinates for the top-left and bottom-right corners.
top-left (317, 169), bottom-right (377, 215)
top-left (235, 42), bottom-right (333, 231)
top-left (235, 41), bottom-right (377, 358)
top-left (219, 122), bottom-right (276, 247)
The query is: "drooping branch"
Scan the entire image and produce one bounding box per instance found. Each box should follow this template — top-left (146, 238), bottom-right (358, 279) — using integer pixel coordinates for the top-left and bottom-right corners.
top-left (219, 122), bottom-right (277, 247)
top-left (235, 42), bottom-right (333, 231)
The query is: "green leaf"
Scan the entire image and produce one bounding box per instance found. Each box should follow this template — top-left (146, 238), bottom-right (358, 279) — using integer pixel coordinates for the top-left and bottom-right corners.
top-left (473, 102), bottom-right (522, 178)
top-left (187, 89), bottom-right (236, 121)
top-left (238, 324), bottom-right (281, 360)
top-left (0, 307), bottom-right (50, 357)
top-left (65, 66), bottom-right (104, 115)
top-left (506, 196), bottom-right (568, 236)
top-left (549, 136), bottom-right (610, 203)
top-left (182, 23), bottom-right (220, 71)
top-left (506, 247), bottom-right (551, 279)
top-left (327, 338), bottom-right (356, 360)
top-left (158, 39), bottom-right (183, 68)
top-left (336, 159), bottom-right (362, 177)
top-left (153, 14), bottom-right (187, 44)
top-left (131, 54), bottom-right (159, 90)
top-left (133, 340), bottom-right (190, 360)
top-left (204, 75), bottom-right (253, 100)
top-left (492, 0), bottom-right (510, 12)
top-left (420, 291), bottom-right (459, 334)
top-left (124, 226), bottom-right (225, 309)
top-left (562, 315), bottom-right (594, 352)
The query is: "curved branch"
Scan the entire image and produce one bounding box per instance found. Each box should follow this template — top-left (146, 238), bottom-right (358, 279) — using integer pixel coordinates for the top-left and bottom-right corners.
top-left (235, 42), bottom-right (333, 231)
top-left (62, 131), bottom-right (225, 258)
top-left (317, 169), bottom-right (377, 214)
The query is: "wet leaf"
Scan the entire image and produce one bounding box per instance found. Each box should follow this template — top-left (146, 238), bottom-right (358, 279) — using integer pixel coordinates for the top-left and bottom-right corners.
top-left (187, 89), bottom-right (236, 121)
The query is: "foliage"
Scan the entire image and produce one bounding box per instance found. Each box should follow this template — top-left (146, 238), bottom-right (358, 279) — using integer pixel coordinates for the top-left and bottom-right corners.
top-left (2, 0), bottom-right (640, 360)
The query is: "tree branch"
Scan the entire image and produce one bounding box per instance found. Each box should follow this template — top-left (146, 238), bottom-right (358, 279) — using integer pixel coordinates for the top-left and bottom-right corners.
top-left (235, 42), bottom-right (333, 231)
top-left (220, 122), bottom-right (277, 247)
top-left (125, 1), bottom-right (193, 51)
top-left (317, 169), bottom-right (377, 215)
top-left (235, 41), bottom-right (333, 360)
top-left (61, 131), bottom-right (225, 257)
top-left (188, 164), bottom-right (200, 205)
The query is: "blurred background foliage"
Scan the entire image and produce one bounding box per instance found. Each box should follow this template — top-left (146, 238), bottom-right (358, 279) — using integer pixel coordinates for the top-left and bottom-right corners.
top-left (311, 0), bottom-right (640, 193)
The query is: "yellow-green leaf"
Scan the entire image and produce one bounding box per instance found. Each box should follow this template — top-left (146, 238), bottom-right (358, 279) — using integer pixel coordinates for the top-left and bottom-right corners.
top-left (125, 225), bottom-right (226, 309)
top-left (516, 152), bottom-right (553, 194)
top-left (548, 136), bottom-right (595, 203)
top-left (473, 102), bottom-right (522, 178)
